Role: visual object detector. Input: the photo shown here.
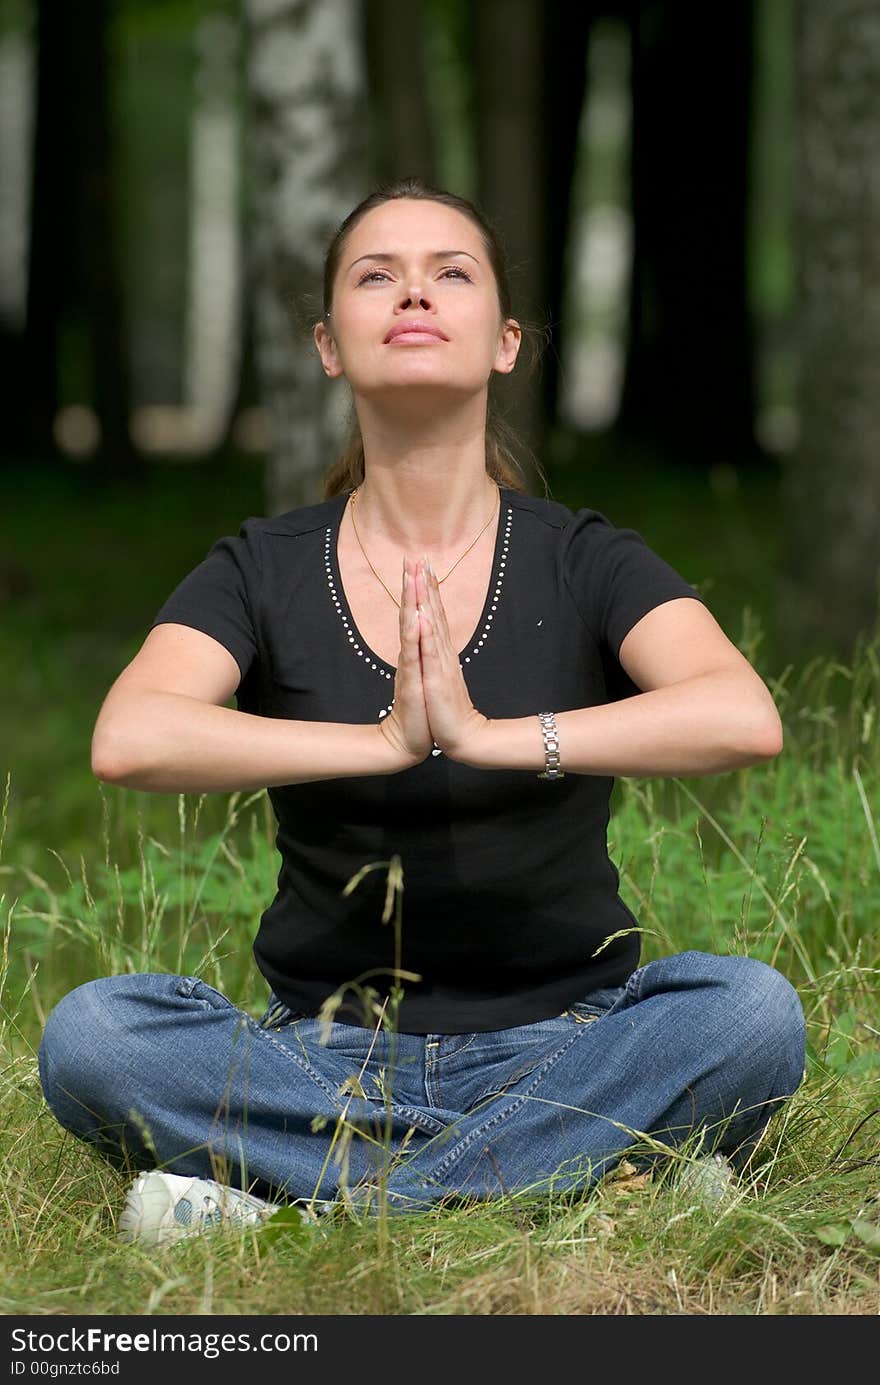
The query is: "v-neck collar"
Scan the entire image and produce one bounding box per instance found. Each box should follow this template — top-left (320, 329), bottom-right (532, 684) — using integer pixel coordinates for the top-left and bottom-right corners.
top-left (322, 488), bottom-right (514, 677)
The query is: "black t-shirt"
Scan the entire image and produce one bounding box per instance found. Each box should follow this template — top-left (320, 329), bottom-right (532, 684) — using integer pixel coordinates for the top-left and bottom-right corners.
top-left (149, 486), bottom-right (705, 1033)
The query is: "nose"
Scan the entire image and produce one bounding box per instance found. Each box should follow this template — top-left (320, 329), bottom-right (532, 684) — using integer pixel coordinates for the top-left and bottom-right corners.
top-left (397, 283), bottom-right (433, 312)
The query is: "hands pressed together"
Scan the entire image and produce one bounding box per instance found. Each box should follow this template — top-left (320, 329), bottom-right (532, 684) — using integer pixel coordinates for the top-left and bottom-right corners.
top-left (378, 555), bottom-right (491, 768)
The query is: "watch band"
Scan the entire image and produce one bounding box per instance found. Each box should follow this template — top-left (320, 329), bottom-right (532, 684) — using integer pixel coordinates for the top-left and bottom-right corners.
top-left (537, 711), bottom-right (564, 779)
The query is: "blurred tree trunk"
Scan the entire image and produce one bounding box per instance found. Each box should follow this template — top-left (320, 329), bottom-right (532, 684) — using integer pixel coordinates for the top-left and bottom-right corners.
top-left (472, 0), bottom-right (547, 491)
top-left (616, 0), bottom-right (757, 468)
top-left (10, 0), bottom-right (69, 458)
top-left (541, 0), bottom-right (595, 432)
top-left (364, 0), bottom-right (435, 183)
top-left (0, 25), bottom-right (35, 464)
top-left (779, 0), bottom-right (880, 657)
top-left (184, 11), bottom-right (244, 455)
top-left (77, 0), bottom-right (135, 470)
top-left (245, 0), bottom-right (369, 513)
top-left (9, 0), bottom-right (133, 467)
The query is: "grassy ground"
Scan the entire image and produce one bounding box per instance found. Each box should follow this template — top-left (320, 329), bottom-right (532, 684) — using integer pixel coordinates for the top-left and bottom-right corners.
top-left (1, 453), bottom-right (879, 1315)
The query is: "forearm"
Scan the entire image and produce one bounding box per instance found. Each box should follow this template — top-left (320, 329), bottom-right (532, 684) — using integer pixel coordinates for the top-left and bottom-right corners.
top-left (92, 691), bottom-right (411, 792)
top-left (460, 670), bottom-right (783, 778)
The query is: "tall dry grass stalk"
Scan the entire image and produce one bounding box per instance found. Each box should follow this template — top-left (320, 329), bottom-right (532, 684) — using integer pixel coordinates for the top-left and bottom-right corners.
top-left (1, 623), bottom-right (878, 1314)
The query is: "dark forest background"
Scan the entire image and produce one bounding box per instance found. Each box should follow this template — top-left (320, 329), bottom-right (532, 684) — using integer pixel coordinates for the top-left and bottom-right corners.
top-left (2, 0), bottom-right (879, 805)
top-left (2, 7), bottom-right (880, 1319)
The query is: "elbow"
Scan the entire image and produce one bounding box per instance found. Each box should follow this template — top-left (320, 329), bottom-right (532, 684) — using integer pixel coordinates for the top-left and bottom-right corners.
top-left (743, 708), bottom-right (784, 764)
top-left (92, 696), bottom-right (173, 790)
top-left (93, 758), bottom-right (122, 785)
top-left (92, 705), bottom-right (118, 782)
top-left (724, 673), bottom-right (783, 765)
top-left (91, 723), bottom-right (133, 785)
top-left (91, 743), bottom-right (121, 784)
top-left (91, 729), bottom-right (112, 782)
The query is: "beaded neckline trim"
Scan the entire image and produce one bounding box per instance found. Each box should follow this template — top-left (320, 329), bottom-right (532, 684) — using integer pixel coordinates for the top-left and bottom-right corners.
top-left (323, 495), bottom-right (513, 741)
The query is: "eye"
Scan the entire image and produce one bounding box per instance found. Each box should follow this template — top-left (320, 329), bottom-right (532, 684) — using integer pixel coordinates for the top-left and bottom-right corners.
top-left (354, 265), bottom-right (474, 286)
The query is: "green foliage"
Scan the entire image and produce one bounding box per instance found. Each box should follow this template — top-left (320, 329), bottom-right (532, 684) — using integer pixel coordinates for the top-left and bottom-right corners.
top-left (1, 616), bottom-right (878, 1313)
top-left (3, 787), bottom-right (275, 1007)
top-left (815, 1217), bottom-right (880, 1257)
top-left (2, 457), bottom-right (879, 1314)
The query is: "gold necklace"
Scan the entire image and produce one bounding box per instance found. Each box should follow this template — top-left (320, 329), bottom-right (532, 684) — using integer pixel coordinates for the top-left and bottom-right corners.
top-left (348, 483), bottom-right (501, 609)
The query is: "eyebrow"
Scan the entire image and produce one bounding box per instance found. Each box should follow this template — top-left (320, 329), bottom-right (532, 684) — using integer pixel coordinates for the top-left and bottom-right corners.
top-left (346, 250), bottom-right (480, 272)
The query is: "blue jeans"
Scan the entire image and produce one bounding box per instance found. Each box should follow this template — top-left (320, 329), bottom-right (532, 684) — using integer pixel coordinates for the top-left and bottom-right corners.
top-left (37, 951), bottom-right (805, 1214)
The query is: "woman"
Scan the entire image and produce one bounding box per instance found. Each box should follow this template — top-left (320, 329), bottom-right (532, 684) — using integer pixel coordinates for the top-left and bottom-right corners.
top-left (38, 178), bottom-right (805, 1244)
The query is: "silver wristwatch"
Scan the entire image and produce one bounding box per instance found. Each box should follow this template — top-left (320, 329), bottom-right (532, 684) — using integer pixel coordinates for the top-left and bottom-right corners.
top-left (537, 712), bottom-right (564, 779)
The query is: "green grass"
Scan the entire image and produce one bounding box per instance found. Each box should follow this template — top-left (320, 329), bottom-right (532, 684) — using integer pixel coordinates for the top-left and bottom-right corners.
top-left (1, 454), bottom-right (879, 1315)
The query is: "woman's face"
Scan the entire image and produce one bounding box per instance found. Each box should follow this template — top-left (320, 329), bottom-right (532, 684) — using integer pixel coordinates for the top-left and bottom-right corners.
top-left (314, 199), bottom-right (521, 405)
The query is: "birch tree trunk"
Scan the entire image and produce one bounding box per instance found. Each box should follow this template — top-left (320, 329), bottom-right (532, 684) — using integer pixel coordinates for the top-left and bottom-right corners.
top-left (244, 0), bottom-right (368, 514)
top-left (779, 0), bottom-right (880, 657)
top-left (78, 0), bottom-right (135, 470)
top-left (183, 11), bottom-right (243, 453)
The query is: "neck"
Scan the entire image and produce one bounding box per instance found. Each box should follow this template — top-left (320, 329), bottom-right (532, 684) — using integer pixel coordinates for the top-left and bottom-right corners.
top-left (350, 395), bottom-right (500, 551)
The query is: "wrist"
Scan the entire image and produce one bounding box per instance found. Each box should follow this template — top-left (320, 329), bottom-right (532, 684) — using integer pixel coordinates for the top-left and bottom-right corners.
top-left (537, 711), bottom-right (565, 780)
top-left (446, 711), bottom-right (495, 767)
top-left (374, 718), bottom-right (424, 774)
top-left (448, 714), bottom-right (560, 773)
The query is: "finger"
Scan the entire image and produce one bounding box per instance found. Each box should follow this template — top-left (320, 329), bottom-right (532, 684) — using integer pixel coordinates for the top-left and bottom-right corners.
top-left (404, 556), bottom-right (418, 615)
top-left (416, 580), bottom-right (454, 679)
top-left (415, 566), bottom-right (442, 661)
top-left (410, 564), bottom-right (432, 633)
top-left (421, 557), bottom-right (453, 655)
top-left (401, 558), bottom-right (421, 639)
top-left (399, 557), bottom-right (408, 634)
top-left (416, 559), bottom-right (436, 624)
top-left (413, 561), bottom-right (428, 625)
top-left (416, 601), bottom-right (438, 669)
top-left (399, 565), bottom-right (424, 678)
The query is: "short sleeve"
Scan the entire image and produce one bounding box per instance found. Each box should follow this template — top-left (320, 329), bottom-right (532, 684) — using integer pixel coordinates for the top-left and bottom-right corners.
top-left (562, 508), bottom-right (706, 659)
top-left (149, 519), bottom-right (262, 684)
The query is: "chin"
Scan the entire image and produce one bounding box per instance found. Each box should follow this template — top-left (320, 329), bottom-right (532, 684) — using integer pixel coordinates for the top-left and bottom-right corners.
top-left (359, 376), bottom-right (483, 407)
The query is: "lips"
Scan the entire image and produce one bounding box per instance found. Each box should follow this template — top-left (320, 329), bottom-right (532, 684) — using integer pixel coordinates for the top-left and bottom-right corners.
top-left (384, 321), bottom-right (449, 343)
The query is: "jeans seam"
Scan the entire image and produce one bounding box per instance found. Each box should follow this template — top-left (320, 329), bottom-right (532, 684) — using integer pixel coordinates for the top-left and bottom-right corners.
top-left (174, 975), bottom-right (227, 1003)
top-left (169, 978), bottom-right (340, 1105)
top-left (385, 1104), bottom-right (448, 1136)
top-left (239, 1014), bottom-right (343, 1105)
top-left (436, 1034), bottom-right (479, 1060)
top-left (171, 977), bottom-right (343, 1107)
top-left (624, 965), bottom-right (646, 1005)
top-left (411, 1024), bottom-right (584, 1186)
top-left (241, 1017), bottom-right (447, 1135)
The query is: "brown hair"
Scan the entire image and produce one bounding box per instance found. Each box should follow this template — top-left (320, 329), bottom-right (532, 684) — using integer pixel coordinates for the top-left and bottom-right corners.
top-left (315, 177), bottom-right (548, 499)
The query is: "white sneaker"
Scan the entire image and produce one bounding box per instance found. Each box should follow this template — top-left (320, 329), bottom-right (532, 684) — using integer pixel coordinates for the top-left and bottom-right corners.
top-left (676, 1153), bottom-right (737, 1205)
top-left (118, 1170), bottom-right (294, 1245)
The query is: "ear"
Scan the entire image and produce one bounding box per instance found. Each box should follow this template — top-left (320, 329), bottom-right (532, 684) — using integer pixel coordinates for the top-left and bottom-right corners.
top-left (314, 320), bottom-right (343, 378)
top-left (492, 319), bottom-right (522, 376)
